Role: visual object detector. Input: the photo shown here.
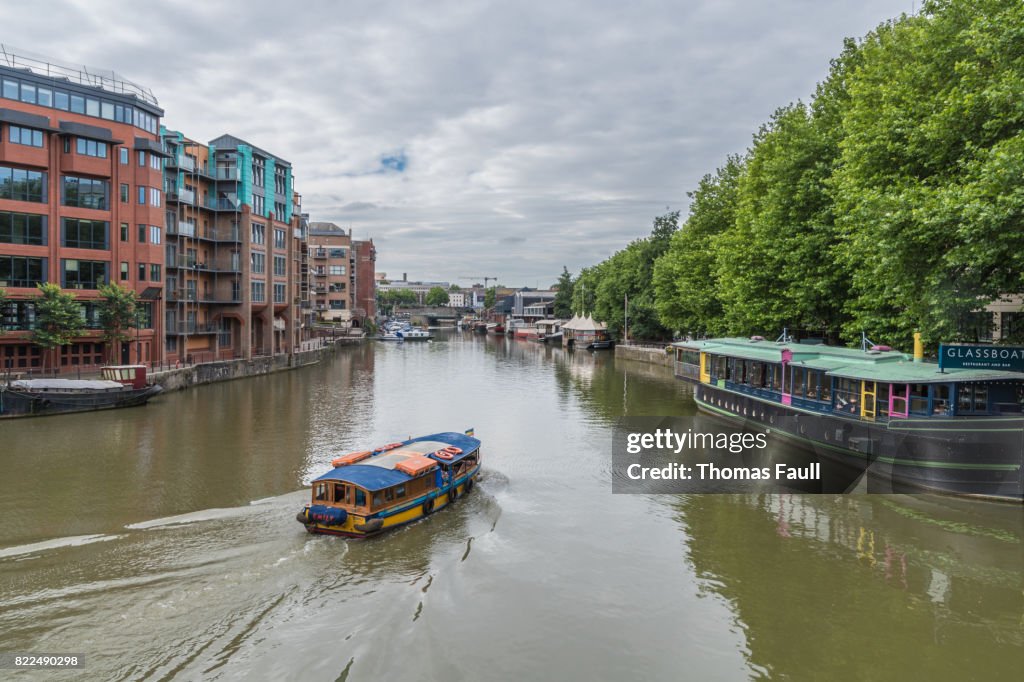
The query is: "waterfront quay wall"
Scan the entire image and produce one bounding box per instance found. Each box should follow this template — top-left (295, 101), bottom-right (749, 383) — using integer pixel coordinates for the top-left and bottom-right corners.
top-left (615, 344), bottom-right (673, 367)
top-left (152, 338), bottom-right (361, 392)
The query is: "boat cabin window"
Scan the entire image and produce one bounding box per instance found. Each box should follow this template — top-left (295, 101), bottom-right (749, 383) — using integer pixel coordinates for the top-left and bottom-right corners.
top-left (713, 355), bottom-right (727, 380)
top-left (766, 364), bottom-right (782, 391)
top-left (372, 492), bottom-right (384, 508)
top-left (384, 488), bottom-right (394, 502)
top-left (678, 350), bottom-right (699, 366)
top-left (333, 483), bottom-right (350, 505)
top-left (314, 482), bottom-right (328, 502)
top-left (744, 361), bottom-right (765, 387)
top-left (395, 484), bottom-right (406, 498)
top-left (355, 489), bottom-right (366, 507)
top-left (834, 378), bottom-right (860, 414)
top-left (958, 383), bottom-right (989, 414)
top-left (909, 384), bottom-right (930, 415)
top-left (932, 384), bottom-right (951, 414)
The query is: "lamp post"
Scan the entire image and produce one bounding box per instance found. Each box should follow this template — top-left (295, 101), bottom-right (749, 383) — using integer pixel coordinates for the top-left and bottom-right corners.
top-left (135, 309), bottom-right (142, 365)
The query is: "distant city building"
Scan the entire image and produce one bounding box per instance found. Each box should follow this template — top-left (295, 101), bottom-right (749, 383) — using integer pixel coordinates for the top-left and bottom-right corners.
top-left (306, 222), bottom-right (375, 327)
top-left (352, 237), bottom-right (376, 321)
top-left (513, 290), bottom-right (556, 316)
top-left (448, 292), bottom-right (466, 308)
top-left (377, 279), bottom-right (451, 305)
top-left (0, 50), bottom-right (166, 369)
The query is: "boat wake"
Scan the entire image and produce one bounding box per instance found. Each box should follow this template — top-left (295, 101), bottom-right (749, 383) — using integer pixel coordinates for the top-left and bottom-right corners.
top-left (0, 533), bottom-right (124, 560)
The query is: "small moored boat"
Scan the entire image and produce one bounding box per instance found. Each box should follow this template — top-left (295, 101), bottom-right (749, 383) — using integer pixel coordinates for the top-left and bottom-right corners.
top-left (0, 365), bottom-right (163, 418)
top-left (297, 431), bottom-right (482, 537)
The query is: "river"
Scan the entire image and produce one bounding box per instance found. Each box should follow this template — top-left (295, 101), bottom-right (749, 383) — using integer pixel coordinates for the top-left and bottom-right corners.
top-left (1, 331), bottom-right (1021, 680)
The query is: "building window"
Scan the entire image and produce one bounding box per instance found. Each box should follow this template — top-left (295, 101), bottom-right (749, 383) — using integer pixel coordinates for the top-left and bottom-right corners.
top-left (120, 261), bottom-right (129, 281)
top-left (62, 259), bottom-right (108, 289)
top-left (119, 147), bottom-right (129, 164)
top-left (274, 201), bottom-right (286, 221)
top-left (329, 248), bottom-right (346, 258)
top-left (252, 159), bottom-right (265, 187)
top-left (76, 138), bottom-right (108, 158)
top-left (62, 218), bottom-right (108, 250)
top-left (149, 187), bottom-right (161, 207)
top-left (274, 228), bottom-right (286, 249)
top-left (330, 300), bottom-right (346, 310)
top-left (138, 186), bottom-right (146, 205)
top-left (138, 150), bottom-right (146, 167)
top-left (138, 263), bottom-right (146, 281)
top-left (150, 154), bottom-right (162, 171)
top-left (0, 166), bottom-right (46, 203)
top-left (150, 225), bottom-right (161, 245)
top-left (62, 176), bottom-right (109, 210)
top-left (273, 255), bottom-right (286, 276)
top-left (251, 222), bottom-right (265, 245)
top-left (20, 83), bottom-right (35, 104)
top-left (8, 126), bottom-right (43, 147)
top-left (253, 194), bottom-right (265, 215)
top-left (138, 224), bottom-right (146, 243)
top-left (0, 211), bottom-right (46, 246)
top-left (70, 95), bottom-right (85, 114)
top-left (251, 281), bottom-right (265, 302)
top-left (120, 183), bottom-right (129, 203)
top-left (274, 168), bottom-right (287, 194)
top-left (329, 265), bottom-right (345, 276)
top-left (120, 222), bottom-right (129, 241)
top-left (150, 264), bottom-right (161, 282)
top-left (0, 255), bottom-right (46, 288)
top-left (86, 98), bottom-right (99, 117)
top-left (273, 283), bottom-right (286, 303)
top-left (2, 79), bottom-right (17, 99)
top-left (251, 252), bottom-right (265, 274)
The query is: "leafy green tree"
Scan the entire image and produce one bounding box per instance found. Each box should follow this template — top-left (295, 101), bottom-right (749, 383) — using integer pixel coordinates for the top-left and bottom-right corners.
top-left (449, 283), bottom-right (460, 292)
top-left (653, 157), bottom-right (744, 337)
top-left (425, 286), bottom-right (450, 306)
top-left (832, 0), bottom-right (1024, 347)
top-left (553, 267), bottom-right (575, 318)
top-left (484, 287), bottom-right (496, 309)
top-left (97, 283), bottom-right (138, 363)
top-left (32, 283), bottom-right (85, 372)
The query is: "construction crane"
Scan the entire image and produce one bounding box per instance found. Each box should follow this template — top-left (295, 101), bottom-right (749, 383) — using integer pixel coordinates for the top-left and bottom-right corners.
top-left (459, 276), bottom-right (498, 288)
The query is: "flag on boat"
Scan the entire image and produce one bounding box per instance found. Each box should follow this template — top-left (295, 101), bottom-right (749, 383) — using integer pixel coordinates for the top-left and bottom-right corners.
top-left (465, 427), bottom-right (475, 436)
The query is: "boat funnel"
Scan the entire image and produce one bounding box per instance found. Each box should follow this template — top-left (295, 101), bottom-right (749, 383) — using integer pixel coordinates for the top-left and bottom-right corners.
top-left (913, 332), bottom-right (923, 363)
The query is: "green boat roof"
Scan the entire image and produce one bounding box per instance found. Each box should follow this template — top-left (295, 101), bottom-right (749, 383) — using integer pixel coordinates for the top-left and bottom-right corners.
top-left (671, 337), bottom-right (1024, 384)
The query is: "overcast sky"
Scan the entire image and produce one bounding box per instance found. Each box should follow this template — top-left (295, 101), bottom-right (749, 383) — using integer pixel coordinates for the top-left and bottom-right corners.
top-left (11, 0), bottom-right (913, 286)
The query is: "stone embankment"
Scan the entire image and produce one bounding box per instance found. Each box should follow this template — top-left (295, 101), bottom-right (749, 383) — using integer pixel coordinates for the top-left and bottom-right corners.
top-left (152, 337), bottom-right (363, 391)
top-left (614, 344), bottom-right (673, 367)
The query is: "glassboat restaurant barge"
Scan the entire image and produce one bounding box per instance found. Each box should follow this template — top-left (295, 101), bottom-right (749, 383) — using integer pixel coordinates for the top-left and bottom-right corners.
top-left (671, 337), bottom-right (1024, 501)
top-left (297, 432), bottom-right (481, 537)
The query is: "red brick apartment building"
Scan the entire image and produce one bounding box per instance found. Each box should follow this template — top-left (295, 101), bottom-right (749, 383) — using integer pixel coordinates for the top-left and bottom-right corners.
top-left (0, 51), bottom-right (166, 371)
top-left (160, 132), bottom-right (308, 362)
top-left (307, 222), bottom-right (375, 327)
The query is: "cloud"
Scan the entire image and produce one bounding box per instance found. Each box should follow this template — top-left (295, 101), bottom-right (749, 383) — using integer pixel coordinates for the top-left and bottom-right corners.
top-left (8, 0), bottom-right (914, 284)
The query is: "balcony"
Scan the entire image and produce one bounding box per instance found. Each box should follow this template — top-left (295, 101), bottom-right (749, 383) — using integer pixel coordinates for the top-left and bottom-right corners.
top-left (179, 156), bottom-right (196, 172)
top-left (213, 167), bottom-right (240, 181)
top-left (169, 321), bottom-right (218, 335)
top-left (206, 197), bottom-right (240, 212)
top-left (168, 188), bottom-right (196, 205)
top-left (312, 249), bottom-right (328, 259)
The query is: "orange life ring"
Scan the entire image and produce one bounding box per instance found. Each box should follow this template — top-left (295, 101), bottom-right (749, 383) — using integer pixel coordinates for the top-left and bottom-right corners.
top-left (376, 442), bottom-right (404, 452)
top-left (435, 446), bottom-right (462, 460)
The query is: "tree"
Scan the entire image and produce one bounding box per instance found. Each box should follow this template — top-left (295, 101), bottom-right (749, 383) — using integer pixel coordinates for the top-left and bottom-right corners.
top-left (97, 283), bottom-right (139, 363)
top-left (653, 157), bottom-right (744, 337)
top-left (484, 287), bottom-right (496, 309)
top-left (553, 267), bottom-right (575, 318)
top-left (449, 283), bottom-right (460, 292)
top-left (32, 283), bottom-right (85, 372)
top-left (425, 286), bottom-right (450, 306)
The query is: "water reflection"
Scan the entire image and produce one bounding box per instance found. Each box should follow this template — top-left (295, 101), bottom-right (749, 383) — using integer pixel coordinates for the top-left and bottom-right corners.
top-left (674, 493), bottom-right (1024, 680)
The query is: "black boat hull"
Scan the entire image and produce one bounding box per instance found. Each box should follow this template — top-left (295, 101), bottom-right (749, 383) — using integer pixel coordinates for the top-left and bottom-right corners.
top-left (0, 385), bottom-right (163, 418)
top-left (692, 382), bottom-right (1024, 502)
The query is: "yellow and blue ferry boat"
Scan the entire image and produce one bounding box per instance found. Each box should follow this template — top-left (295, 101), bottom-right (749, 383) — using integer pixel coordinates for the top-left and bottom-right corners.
top-left (671, 335), bottom-right (1024, 501)
top-left (296, 431), bottom-right (482, 537)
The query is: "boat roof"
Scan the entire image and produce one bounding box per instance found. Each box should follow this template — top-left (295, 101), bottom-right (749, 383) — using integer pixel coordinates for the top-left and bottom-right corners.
top-left (12, 379), bottom-right (125, 390)
top-left (672, 337), bottom-right (1024, 384)
top-left (314, 431), bottom-right (481, 490)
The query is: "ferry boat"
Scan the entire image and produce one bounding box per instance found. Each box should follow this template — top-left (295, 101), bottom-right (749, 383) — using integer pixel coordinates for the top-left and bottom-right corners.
top-left (0, 365), bottom-right (163, 418)
top-left (296, 431), bottom-right (482, 537)
top-left (670, 335), bottom-right (1024, 501)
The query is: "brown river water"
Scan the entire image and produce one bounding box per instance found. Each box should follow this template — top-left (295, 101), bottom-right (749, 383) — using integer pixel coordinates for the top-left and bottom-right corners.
top-left (1, 331), bottom-right (1021, 680)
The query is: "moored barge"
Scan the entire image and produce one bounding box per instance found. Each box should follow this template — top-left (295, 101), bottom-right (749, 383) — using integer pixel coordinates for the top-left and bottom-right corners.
top-left (671, 337), bottom-right (1024, 501)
